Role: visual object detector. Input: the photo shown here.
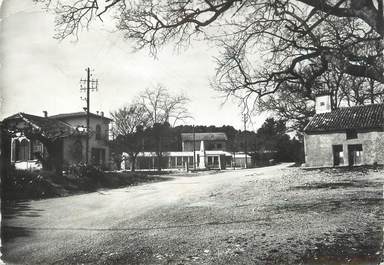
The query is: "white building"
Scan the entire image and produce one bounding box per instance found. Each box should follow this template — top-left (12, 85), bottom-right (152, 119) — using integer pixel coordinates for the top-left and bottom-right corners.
top-left (122, 132), bottom-right (252, 171)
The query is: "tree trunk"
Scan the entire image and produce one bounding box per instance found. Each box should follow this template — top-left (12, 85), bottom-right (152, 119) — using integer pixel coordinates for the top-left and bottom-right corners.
top-left (157, 137), bottom-right (162, 171)
top-left (129, 155), bottom-right (136, 172)
top-left (157, 154), bottom-right (162, 172)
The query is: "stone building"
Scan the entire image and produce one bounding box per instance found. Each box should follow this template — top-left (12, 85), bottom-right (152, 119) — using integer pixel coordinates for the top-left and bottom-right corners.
top-left (303, 95), bottom-right (384, 167)
top-left (3, 111), bottom-right (111, 170)
top-left (50, 112), bottom-right (111, 166)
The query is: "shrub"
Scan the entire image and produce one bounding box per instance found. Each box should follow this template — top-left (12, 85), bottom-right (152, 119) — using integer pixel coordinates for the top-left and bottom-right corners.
top-left (2, 168), bottom-right (58, 200)
top-left (67, 164), bottom-right (104, 180)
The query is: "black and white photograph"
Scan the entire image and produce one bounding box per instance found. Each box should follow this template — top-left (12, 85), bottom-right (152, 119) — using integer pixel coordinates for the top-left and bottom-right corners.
top-left (0, 0), bottom-right (383, 264)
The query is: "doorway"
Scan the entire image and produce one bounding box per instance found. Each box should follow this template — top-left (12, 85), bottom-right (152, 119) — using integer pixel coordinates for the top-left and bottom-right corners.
top-left (332, 145), bottom-right (343, 166)
top-left (348, 144), bottom-right (363, 166)
top-left (91, 148), bottom-right (106, 166)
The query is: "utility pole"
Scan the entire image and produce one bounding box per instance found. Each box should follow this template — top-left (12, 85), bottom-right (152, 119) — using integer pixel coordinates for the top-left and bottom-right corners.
top-left (243, 113), bottom-right (247, 169)
top-left (80, 67), bottom-right (98, 164)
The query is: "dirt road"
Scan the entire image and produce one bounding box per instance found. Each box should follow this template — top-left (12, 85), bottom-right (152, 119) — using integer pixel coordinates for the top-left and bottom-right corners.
top-left (2, 164), bottom-right (382, 265)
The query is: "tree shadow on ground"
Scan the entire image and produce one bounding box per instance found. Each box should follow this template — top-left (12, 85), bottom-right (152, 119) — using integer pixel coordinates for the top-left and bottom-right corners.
top-left (290, 179), bottom-right (382, 190)
top-left (1, 200), bottom-right (42, 243)
top-left (1, 225), bottom-right (33, 244)
top-left (272, 195), bottom-right (383, 215)
top-left (300, 227), bottom-right (383, 265)
top-left (2, 200), bottom-right (44, 219)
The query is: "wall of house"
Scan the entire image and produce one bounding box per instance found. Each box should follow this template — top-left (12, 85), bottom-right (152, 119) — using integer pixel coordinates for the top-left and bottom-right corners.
top-left (182, 140), bottom-right (227, 152)
top-left (59, 116), bottom-right (110, 166)
top-left (62, 136), bottom-right (85, 165)
top-left (304, 130), bottom-right (384, 167)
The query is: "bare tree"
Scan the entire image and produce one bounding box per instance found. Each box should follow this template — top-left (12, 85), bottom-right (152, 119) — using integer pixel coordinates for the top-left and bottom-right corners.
top-left (38, 0), bottom-right (384, 40)
top-left (110, 88), bottom-right (191, 170)
top-left (297, 0), bottom-right (384, 36)
top-left (39, 0), bottom-right (384, 131)
top-left (137, 85), bottom-right (191, 127)
top-left (110, 102), bottom-right (148, 171)
top-left (41, 0), bottom-right (384, 84)
top-left (258, 87), bottom-right (315, 132)
top-left (110, 103), bottom-right (149, 136)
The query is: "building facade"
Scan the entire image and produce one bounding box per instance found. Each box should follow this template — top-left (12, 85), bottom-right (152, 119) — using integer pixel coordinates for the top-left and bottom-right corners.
top-left (181, 132), bottom-right (228, 152)
top-left (304, 95), bottom-right (384, 167)
top-left (4, 111), bottom-right (111, 170)
top-left (123, 132), bottom-right (252, 171)
top-left (50, 112), bottom-right (111, 166)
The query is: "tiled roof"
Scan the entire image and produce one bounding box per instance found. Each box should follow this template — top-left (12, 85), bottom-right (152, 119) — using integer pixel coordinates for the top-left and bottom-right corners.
top-left (3, 112), bottom-right (80, 139)
top-left (50, 112), bottom-right (112, 121)
top-left (181, 132), bottom-right (228, 141)
top-left (304, 104), bottom-right (384, 133)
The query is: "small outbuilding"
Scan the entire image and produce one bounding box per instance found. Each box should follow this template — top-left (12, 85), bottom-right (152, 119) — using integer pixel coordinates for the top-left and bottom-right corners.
top-left (303, 94), bottom-right (384, 167)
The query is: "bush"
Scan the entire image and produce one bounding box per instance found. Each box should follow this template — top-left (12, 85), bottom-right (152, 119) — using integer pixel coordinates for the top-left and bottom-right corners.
top-left (67, 163), bottom-right (104, 179)
top-left (2, 168), bottom-right (58, 200)
top-left (66, 163), bottom-right (106, 190)
top-left (2, 163), bottom-right (169, 200)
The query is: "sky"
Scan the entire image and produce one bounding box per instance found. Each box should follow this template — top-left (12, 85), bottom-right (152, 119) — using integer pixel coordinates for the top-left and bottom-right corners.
top-left (0, 0), bottom-right (266, 131)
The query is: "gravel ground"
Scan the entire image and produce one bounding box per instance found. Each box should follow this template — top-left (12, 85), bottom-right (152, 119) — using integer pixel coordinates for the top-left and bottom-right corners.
top-left (107, 167), bottom-right (383, 265)
top-left (2, 165), bottom-right (383, 265)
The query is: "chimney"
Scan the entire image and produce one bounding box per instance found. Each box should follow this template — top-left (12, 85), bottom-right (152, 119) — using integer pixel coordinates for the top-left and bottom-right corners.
top-left (101, 111), bottom-right (104, 118)
top-left (43, 111), bottom-right (48, 117)
top-left (315, 93), bottom-right (332, 114)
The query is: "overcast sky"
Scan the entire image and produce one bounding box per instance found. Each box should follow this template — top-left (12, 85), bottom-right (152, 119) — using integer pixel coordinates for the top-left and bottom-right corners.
top-left (0, 0), bottom-right (266, 130)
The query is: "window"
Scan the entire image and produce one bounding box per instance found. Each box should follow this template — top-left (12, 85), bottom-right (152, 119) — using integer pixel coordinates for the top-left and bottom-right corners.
top-left (32, 140), bottom-right (44, 160)
top-left (170, 157), bottom-right (176, 168)
top-left (332, 145), bottom-right (343, 166)
top-left (95, 124), bottom-right (102, 140)
top-left (320, 102), bottom-right (325, 106)
top-left (346, 129), bottom-right (358, 139)
top-left (17, 139), bottom-right (30, 161)
top-left (213, 156), bottom-right (219, 165)
top-left (177, 156), bottom-right (182, 166)
top-left (217, 143), bottom-right (222, 149)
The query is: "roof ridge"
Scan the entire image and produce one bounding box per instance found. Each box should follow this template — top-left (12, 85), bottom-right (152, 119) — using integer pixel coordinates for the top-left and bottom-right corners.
top-left (336, 103), bottom-right (384, 110)
top-left (181, 132), bottom-right (226, 134)
top-left (50, 111), bottom-right (112, 121)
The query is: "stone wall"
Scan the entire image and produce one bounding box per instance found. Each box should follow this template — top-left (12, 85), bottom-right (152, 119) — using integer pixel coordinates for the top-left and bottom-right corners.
top-left (304, 130), bottom-right (384, 167)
